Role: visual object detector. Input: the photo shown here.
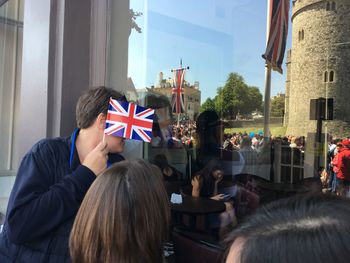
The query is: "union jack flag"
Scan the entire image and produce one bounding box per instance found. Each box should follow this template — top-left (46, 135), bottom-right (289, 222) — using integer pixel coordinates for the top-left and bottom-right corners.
top-left (262, 0), bottom-right (289, 74)
top-left (171, 69), bottom-right (186, 113)
top-left (104, 99), bottom-right (155, 142)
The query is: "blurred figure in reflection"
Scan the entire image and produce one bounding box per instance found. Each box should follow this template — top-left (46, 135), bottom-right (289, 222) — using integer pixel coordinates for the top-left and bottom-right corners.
top-left (230, 135), bottom-right (240, 150)
top-left (192, 159), bottom-right (224, 199)
top-left (224, 194), bottom-right (350, 263)
top-left (144, 93), bottom-right (173, 147)
top-left (70, 159), bottom-right (170, 263)
top-left (194, 110), bottom-right (243, 174)
top-left (152, 154), bottom-right (182, 181)
top-left (171, 131), bottom-right (183, 148)
top-left (289, 136), bottom-right (297, 148)
top-left (335, 139), bottom-right (350, 197)
top-left (330, 142), bottom-right (343, 193)
top-left (151, 126), bottom-right (162, 148)
top-left (191, 159), bottom-right (237, 238)
top-left (223, 133), bottom-right (233, 150)
top-left (239, 136), bottom-right (258, 176)
top-left (181, 130), bottom-right (192, 148)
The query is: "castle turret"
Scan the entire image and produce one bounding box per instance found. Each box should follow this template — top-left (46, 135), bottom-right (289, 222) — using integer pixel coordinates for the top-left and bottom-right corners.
top-left (156, 71), bottom-right (164, 88)
top-left (286, 0), bottom-right (350, 137)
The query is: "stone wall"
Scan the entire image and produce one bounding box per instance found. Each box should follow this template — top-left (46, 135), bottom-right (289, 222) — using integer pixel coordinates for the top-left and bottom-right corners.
top-left (286, 0), bottom-right (350, 137)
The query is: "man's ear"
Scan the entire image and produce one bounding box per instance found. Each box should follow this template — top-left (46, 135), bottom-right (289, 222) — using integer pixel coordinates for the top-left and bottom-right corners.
top-left (96, 113), bottom-right (106, 130)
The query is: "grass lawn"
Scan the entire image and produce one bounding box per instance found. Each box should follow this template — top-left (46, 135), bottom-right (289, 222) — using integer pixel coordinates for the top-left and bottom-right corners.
top-left (225, 126), bottom-right (287, 137)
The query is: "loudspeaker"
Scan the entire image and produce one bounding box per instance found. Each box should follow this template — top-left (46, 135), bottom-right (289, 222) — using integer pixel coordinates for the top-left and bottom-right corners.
top-left (327, 98), bottom-right (334, 120)
top-left (310, 99), bottom-right (318, 120)
top-left (309, 98), bottom-right (333, 120)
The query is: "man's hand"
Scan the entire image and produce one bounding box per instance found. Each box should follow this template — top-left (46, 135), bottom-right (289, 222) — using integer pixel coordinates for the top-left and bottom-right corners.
top-left (82, 140), bottom-right (109, 176)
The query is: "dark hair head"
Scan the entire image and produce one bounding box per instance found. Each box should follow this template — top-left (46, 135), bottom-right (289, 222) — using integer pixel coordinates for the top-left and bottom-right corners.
top-left (70, 159), bottom-right (170, 263)
top-left (76, 86), bottom-right (125, 129)
top-left (224, 194), bottom-right (350, 263)
top-left (144, 93), bottom-right (171, 110)
top-left (199, 159), bottom-right (222, 179)
top-left (196, 110), bottom-right (225, 132)
top-left (143, 93), bottom-right (173, 129)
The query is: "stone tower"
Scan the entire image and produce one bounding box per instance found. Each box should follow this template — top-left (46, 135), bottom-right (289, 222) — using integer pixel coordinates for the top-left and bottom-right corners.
top-left (285, 0), bottom-right (350, 137)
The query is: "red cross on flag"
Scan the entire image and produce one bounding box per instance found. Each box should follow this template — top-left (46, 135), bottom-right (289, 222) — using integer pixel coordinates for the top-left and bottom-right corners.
top-left (104, 99), bottom-right (155, 142)
top-left (171, 68), bottom-right (186, 114)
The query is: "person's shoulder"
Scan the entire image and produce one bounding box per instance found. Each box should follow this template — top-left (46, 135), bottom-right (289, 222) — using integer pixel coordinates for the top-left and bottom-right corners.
top-left (29, 137), bottom-right (69, 156)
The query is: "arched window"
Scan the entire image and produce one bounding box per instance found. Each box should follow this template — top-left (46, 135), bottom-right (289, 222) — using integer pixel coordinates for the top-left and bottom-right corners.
top-left (331, 1), bottom-right (336, 10)
top-left (329, 71), bottom-right (334, 82)
top-left (324, 71), bottom-right (328, 82)
top-left (326, 2), bottom-right (330, 10)
top-left (301, 30), bottom-right (304, 40)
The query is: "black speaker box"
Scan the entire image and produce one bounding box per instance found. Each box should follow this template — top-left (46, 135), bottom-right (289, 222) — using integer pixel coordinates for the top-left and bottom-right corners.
top-left (309, 98), bottom-right (333, 120)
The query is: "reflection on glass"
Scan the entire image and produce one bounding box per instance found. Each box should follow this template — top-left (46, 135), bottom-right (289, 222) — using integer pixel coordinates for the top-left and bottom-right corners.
top-left (0, 0), bottom-right (23, 171)
top-left (106, 0), bottom-right (350, 225)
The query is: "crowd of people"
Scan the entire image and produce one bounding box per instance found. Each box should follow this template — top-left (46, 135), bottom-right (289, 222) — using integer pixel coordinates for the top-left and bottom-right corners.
top-left (153, 112), bottom-right (350, 189)
top-left (1, 87), bottom-right (350, 262)
top-left (326, 137), bottom-right (350, 196)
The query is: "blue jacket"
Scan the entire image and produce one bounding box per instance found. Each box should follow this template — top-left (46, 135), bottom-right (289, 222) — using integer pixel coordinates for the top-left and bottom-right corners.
top-left (0, 130), bottom-right (124, 262)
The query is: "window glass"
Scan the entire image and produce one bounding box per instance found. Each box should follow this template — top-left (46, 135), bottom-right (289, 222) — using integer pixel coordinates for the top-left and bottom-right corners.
top-left (0, 0), bottom-right (23, 173)
top-left (106, 0), bottom-right (350, 222)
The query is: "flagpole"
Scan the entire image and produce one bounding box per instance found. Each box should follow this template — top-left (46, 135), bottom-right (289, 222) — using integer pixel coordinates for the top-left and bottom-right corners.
top-left (263, 67), bottom-right (272, 138)
top-left (263, 0), bottom-right (272, 138)
top-left (179, 58), bottom-right (182, 127)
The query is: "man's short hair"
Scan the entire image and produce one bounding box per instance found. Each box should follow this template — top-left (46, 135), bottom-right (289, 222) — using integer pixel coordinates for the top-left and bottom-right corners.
top-left (76, 86), bottom-right (125, 129)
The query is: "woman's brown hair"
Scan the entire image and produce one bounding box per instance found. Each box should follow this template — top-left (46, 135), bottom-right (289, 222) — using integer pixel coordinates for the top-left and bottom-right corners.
top-left (69, 159), bottom-right (170, 263)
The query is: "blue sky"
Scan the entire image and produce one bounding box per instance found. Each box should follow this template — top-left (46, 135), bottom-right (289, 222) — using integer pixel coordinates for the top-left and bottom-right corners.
top-left (128, 0), bottom-right (292, 103)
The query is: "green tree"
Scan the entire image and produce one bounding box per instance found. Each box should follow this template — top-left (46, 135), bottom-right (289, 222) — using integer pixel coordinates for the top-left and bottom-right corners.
top-left (215, 73), bottom-right (262, 119)
top-left (247, 86), bottom-right (263, 113)
top-left (200, 98), bottom-right (216, 112)
top-left (271, 95), bottom-right (285, 117)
